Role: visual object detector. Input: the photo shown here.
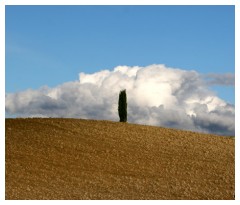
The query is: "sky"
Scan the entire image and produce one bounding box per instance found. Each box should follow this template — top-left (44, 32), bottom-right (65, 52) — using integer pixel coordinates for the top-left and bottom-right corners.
top-left (5, 5), bottom-right (235, 136)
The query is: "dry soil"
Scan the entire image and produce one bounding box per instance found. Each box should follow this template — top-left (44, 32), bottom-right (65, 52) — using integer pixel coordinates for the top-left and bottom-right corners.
top-left (5, 118), bottom-right (234, 200)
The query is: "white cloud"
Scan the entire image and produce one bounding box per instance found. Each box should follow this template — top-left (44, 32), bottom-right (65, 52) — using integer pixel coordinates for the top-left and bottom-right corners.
top-left (5, 64), bottom-right (235, 136)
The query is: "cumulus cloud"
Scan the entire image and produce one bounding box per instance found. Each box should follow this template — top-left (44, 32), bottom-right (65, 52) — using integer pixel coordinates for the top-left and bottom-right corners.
top-left (5, 64), bottom-right (235, 136)
top-left (205, 73), bottom-right (235, 86)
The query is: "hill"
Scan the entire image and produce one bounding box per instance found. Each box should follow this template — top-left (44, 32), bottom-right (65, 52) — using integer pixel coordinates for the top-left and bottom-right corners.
top-left (5, 118), bottom-right (234, 199)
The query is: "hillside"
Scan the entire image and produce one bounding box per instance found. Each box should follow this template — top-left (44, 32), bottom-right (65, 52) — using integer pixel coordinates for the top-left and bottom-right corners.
top-left (5, 118), bottom-right (234, 200)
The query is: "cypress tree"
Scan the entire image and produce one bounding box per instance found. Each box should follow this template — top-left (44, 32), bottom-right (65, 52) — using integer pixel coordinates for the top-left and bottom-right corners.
top-left (118, 89), bottom-right (127, 122)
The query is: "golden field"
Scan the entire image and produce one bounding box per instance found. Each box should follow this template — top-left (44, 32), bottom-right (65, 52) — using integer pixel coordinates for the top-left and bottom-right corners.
top-left (5, 118), bottom-right (234, 200)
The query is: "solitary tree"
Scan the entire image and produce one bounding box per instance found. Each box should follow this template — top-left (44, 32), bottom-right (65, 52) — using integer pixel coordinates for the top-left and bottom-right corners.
top-left (118, 89), bottom-right (127, 122)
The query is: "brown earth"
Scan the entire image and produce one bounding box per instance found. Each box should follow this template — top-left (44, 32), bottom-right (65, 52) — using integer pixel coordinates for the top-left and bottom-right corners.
top-left (5, 118), bottom-right (234, 200)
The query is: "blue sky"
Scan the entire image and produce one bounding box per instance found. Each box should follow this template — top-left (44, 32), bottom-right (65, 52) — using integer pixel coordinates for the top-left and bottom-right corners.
top-left (6, 5), bottom-right (235, 103)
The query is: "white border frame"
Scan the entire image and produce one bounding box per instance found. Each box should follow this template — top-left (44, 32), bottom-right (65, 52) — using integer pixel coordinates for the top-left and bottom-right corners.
top-left (1, 0), bottom-right (239, 204)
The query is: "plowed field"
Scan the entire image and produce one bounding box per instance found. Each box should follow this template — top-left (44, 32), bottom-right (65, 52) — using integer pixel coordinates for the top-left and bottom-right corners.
top-left (5, 118), bottom-right (234, 199)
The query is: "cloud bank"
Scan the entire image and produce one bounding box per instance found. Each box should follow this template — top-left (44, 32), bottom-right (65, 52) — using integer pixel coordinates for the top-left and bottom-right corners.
top-left (205, 73), bottom-right (235, 86)
top-left (5, 64), bottom-right (235, 136)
